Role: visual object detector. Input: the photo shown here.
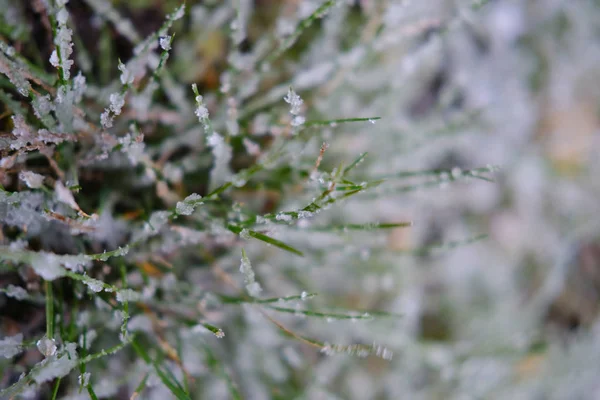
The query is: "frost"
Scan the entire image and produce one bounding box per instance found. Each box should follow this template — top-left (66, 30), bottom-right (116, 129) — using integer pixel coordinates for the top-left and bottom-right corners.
top-left (451, 167), bottom-right (462, 179)
top-left (127, 315), bottom-right (153, 333)
top-left (55, 181), bottom-right (80, 211)
top-left (30, 253), bottom-right (66, 280)
top-left (159, 36), bottom-right (171, 51)
top-left (37, 337), bottom-right (57, 357)
top-left (78, 372), bottom-right (91, 387)
top-left (297, 210), bottom-right (313, 219)
top-left (51, 0), bottom-right (74, 80)
top-left (79, 329), bottom-right (97, 350)
top-left (100, 111), bottom-right (113, 128)
top-left (118, 60), bottom-right (134, 85)
top-left (0, 51), bottom-right (32, 96)
top-left (240, 250), bottom-right (262, 297)
top-left (176, 193), bottom-right (203, 216)
top-left (239, 228), bottom-right (251, 240)
top-left (284, 87), bottom-right (305, 128)
top-left (0, 334), bottom-right (23, 358)
top-left (169, 4), bottom-right (185, 21)
top-left (207, 131), bottom-right (233, 189)
top-left (118, 133), bottom-right (146, 165)
top-left (19, 171), bottom-right (44, 189)
top-left (194, 94), bottom-right (209, 122)
top-left (231, 0), bottom-right (252, 45)
top-left (291, 115), bottom-right (306, 127)
top-left (116, 289), bottom-right (142, 303)
top-left (276, 213), bottom-right (292, 222)
top-left (176, 202), bottom-right (194, 216)
top-left (300, 291), bottom-right (309, 300)
top-left (243, 138), bottom-right (261, 156)
top-left (284, 87), bottom-right (303, 115)
top-left (49, 50), bottom-right (60, 67)
top-left (83, 277), bottom-right (105, 293)
top-left (109, 93), bottom-right (125, 115)
top-left (33, 342), bottom-right (79, 384)
top-left (73, 72), bottom-right (87, 101)
top-left (5, 284), bottom-right (28, 300)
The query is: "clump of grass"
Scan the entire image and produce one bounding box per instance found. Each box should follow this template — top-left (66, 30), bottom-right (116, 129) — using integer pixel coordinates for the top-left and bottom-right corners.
top-left (0, 1), bottom-right (498, 398)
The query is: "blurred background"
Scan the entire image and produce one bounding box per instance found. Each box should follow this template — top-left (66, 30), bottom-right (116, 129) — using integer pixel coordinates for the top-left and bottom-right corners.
top-left (2, 0), bottom-right (600, 399)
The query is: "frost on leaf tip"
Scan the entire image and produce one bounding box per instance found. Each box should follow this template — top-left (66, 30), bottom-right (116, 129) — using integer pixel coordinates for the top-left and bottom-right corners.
top-left (284, 87), bottom-right (303, 115)
top-left (240, 249), bottom-right (262, 297)
top-left (54, 181), bottom-right (80, 211)
top-left (118, 61), bottom-right (134, 85)
top-left (159, 36), bottom-right (172, 51)
top-left (175, 193), bottom-right (203, 216)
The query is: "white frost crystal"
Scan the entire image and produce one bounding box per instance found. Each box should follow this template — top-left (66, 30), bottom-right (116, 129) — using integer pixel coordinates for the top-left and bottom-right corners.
top-left (276, 213), bottom-right (292, 222)
top-left (84, 277), bottom-right (105, 293)
top-left (79, 372), bottom-right (91, 387)
top-left (5, 284), bottom-right (28, 300)
top-left (240, 250), bottom-right (262, 297)
top-left (284, 87), bottom-right (303, 115)
top-left (55, 181), bottom-right (80, 211)
top-left (284, 87), bottom-right (305, 127)
top-left (30, 253), bottom-right (66, 280)
top-left (116, 288), bottom-right (142, 303)
top-left (159, 36), bottom-right (172, 51)
top-left (51, 0), bottom-right (74, 80)
top-left (176, 193), bottom-right (203, 216)
top-left (207, 131), bottom-right (233, 189)
top-left (109, 92), bottom-right (125, 115)
top-left (0, 334), bottom-right (23, 358)
top-left (33, 342), bottom-right (78, 384)
top-left (100, 110), bottom-right (113, 128)
top-left (194, 95), bottom-right (209, 121)
top-left (118, 60), bottom-right (134, 85)
top-left (19, 171), bottom-right (44, 189)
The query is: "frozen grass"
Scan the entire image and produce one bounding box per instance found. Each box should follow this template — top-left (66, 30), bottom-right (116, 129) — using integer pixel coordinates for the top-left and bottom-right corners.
top-left (1, 0), bottom-right (599, 399)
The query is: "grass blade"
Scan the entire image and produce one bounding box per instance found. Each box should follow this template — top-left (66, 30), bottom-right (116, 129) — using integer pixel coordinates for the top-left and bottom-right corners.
top-left (229, 225), bottom-right (304, 256)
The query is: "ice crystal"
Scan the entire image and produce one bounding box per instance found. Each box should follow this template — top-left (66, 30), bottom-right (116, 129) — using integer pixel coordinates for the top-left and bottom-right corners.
top-left (51, 0), bottom-right (74, 80)
top-left (240, 250), bottom-right (262, 297)
top-left (84, 277), bottom-right (105, 293)
top-left (175, 193), bottom-right (203, 216)
top-left (118, 60), bottom-right (134, 85)
top-left (54, 181), bottom-right (80, 211)
top-left (33, 342), bottom-right (78, 384)
top-left (116, 289), bottom-right (142, 303)
top-left (206, 131), bottom-right (233, 189)
top-left (0, 334), bottom-right (23, 358)
top-left (19, 171), bottom-right (44, 189)
top-left (78, 372), bottom-right (91, 387)
top-left (109, 93), bottom-right (125, 115)
top-left (4, 284), bottom-right (28, 300)
top-left (284, 87), bottom-right (303, 115)
top-left (159, 36), bottom-right (172, 51)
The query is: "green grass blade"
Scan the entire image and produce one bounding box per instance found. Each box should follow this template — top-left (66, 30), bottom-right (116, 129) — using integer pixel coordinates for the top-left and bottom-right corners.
top-left (304, 117), bottom-right (381, 127)
top-left (267, 306), bottom-right (400, 320)
top-left (229, 225), bottom-right (304, 256)
top-left (131, 339), bottom-right (191, 400)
